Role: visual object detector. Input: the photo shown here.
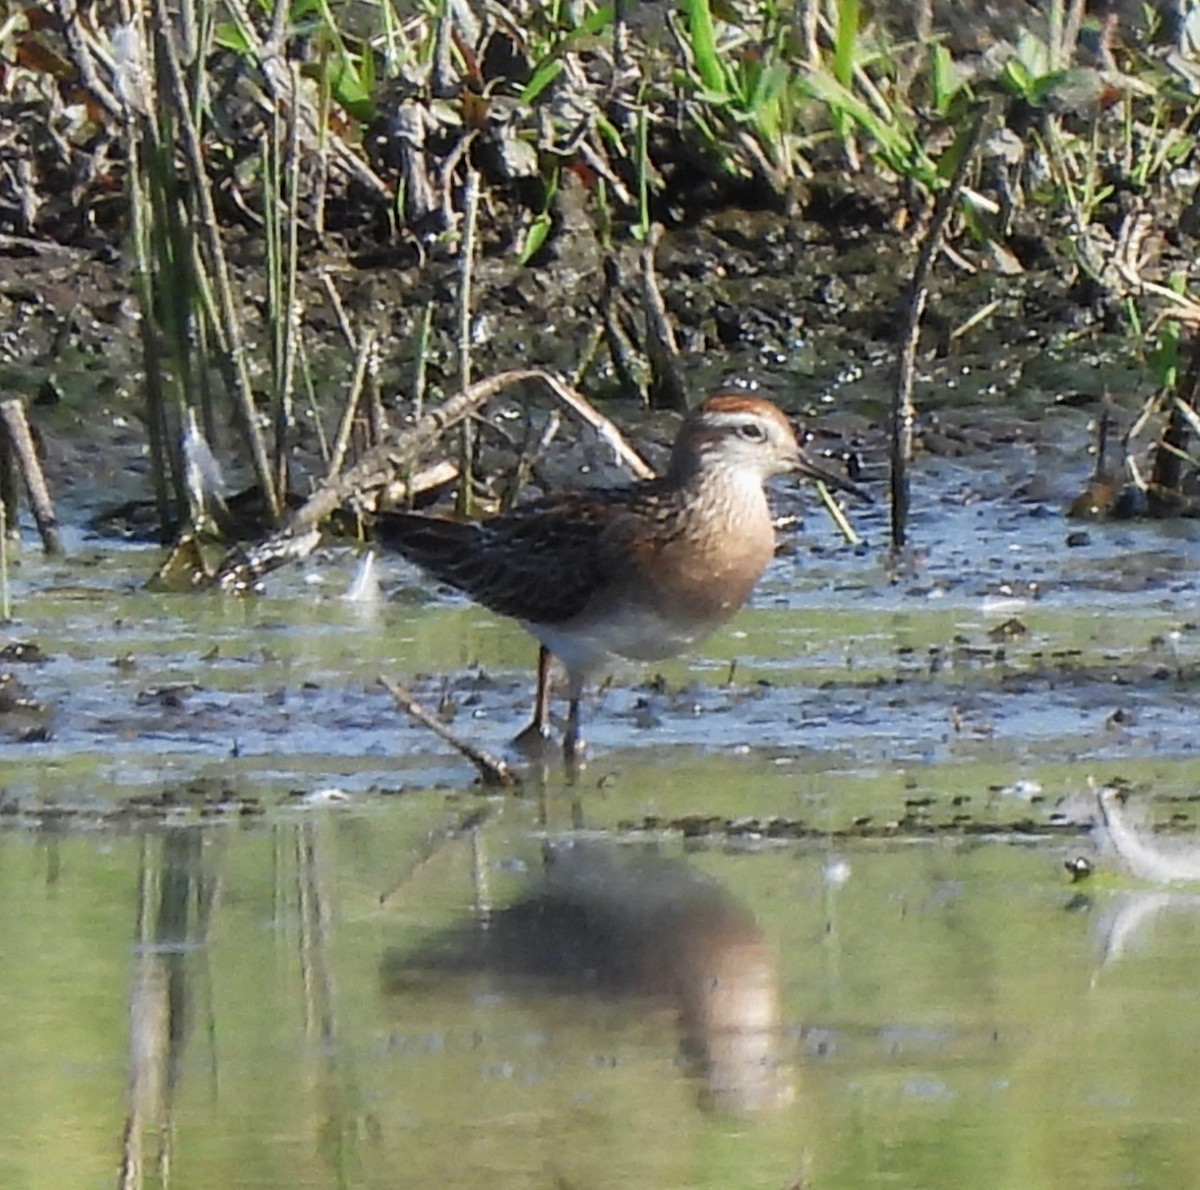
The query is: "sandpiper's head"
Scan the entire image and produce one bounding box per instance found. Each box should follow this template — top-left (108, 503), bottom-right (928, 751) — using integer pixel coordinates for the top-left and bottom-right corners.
top-left (669, 393), bottom-right (801, 483)
top-left (670, 392), bottom-right (868, 498)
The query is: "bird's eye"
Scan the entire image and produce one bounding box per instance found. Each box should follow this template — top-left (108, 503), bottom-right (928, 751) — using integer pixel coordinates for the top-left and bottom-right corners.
top-left (737, 421), bottom-right (767, 442)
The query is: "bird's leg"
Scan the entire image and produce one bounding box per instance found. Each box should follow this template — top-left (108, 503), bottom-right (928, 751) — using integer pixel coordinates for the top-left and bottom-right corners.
top-left (563, 697), bottom-right (584, 762)
top-left (563, 671), bottom-right (586, 763)
top-left (513, 645), bottom-right (554, 752)
top-left (531, 644), bottom-right (552, 735)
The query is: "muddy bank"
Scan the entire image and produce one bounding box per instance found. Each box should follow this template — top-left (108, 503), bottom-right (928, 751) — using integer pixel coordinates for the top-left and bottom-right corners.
top-left (0, 1), bottom-right (1195, 532)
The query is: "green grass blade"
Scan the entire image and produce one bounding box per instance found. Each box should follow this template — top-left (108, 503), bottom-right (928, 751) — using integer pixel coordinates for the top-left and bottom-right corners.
top-left (682, 0), bottom-right (727, 94)
top-left (833, 0), bottom-right (861, 88)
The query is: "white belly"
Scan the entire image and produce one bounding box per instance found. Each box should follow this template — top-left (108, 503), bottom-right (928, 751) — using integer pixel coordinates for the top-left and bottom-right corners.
top-left (523, 604), bottom-right (714, 677)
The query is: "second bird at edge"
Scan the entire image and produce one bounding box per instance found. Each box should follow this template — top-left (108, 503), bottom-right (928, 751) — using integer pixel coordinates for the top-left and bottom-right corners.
top-left (374, 392), bottom-right (867, 760)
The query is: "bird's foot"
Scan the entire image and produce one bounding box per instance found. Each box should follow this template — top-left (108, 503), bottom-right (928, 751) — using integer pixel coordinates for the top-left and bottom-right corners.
top-left (563, 727), bottom-right (586, 767)
top-left (512, 719), bottom-right (556, 758)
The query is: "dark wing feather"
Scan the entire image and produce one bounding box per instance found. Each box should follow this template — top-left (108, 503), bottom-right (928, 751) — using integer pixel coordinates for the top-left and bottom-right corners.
top-left (375, 488), bottom-right (657, 624)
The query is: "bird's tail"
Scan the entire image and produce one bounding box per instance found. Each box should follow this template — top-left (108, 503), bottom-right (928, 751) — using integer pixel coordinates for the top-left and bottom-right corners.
top-left (372, 511), bottom-right (485, 586)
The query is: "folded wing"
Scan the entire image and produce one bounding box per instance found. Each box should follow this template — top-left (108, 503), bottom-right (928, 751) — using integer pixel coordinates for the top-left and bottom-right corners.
top-left (374, 492), bottom-right (636, 625)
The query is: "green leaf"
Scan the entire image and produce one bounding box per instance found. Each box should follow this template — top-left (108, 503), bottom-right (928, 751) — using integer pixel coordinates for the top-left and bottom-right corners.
top-left (520, 59), bottom-right (564, 106)
top-left (931, 43), bottom-right (959, 114)
top-left (325, 52), bottom-right (375, 122)
top-left (213, 21), bottom-right (252, 53)
top-left (1000, 58), bottom-right (1034, 100)
top-left (518, 212), bottom-right (553, 265)
top-left (1029, 68), bottom-right (1076, 107)
top-left (520, 6), bottom-right (615, 105)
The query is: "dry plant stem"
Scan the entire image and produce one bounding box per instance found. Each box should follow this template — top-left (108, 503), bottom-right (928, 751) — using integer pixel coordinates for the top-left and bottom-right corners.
top-left (1056, 0), bottom-right (1094, 70)
top-left (0, 504), bottom-right (9, 620)
top-left (797, 0), bottom-right (819, 65)
top-left (379, 675), bottom-right (519, 788)
top-left (326, 327), bottom-right (376, 481)
top-left (891, 103), bottom-right (989, 550)
top-left (601, 257), bottom-right (646, 400)
top-left (367, 354), bottom-right (387, 445)
top-left (535, 371), bottom-right (655, 478)
top-left (641, 226), bottom-right (688, 412)
top-left (431, 0), bottom-right (456, 97)
top-left (1059, 0), bottom-right (1087, 69)
top-left (266, 0), bottom-right (289, 56)
top-left (815, 481), bottom-right (862, 547)
top-left (54, 0), bottom-right (123, 120)
top-left (115, 4), bottom-right (181, 532)
top-left (311, 57), bottom-right (331, 240)
top-left (149, 0), bottom-right (281, 523)
top-left (413, 301), bottom-right (434, 419)
top-left (613, 0), bottom-right (631, 78)
top-left (505, 411), bottom-right (562, 509)
top-left (124, 126), bottom-right (175, 538)
top-left (320, 274), bottom-right (359, 349)
top-left (532, 645), bottom-right (552, 735)
top-left (0, 428), bottom-right (17, 534)
top-left (0, 399), bottom-right (62, 555)
top-left (456, 168), bottom-right (481, 516)
top-left (270, 79), bottom-right (303, 498)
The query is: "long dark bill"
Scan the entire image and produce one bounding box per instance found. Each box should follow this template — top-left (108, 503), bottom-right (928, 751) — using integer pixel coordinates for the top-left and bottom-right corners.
top-left (793, 448), bottom-right (873, 504)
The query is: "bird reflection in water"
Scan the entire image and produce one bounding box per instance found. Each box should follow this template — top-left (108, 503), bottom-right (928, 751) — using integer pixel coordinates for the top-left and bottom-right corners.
top-left (381, 842), bottom-right (792, 1114)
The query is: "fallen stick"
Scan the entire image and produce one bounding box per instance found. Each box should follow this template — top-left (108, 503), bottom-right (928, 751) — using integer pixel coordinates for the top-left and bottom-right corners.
top-left (379, 674), bottom-right (520, 788)
top-left (0, 398), bottom-right (62, 555)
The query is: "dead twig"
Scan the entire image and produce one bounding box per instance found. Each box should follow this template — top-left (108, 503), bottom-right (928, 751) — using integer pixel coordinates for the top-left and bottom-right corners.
top-left (891, 101), bottom-right (990, 550)
top-left (379, 675), bottom-right (519, 788)
top-left (0, 399), bottom-right (62, 555)
top-left (641, 226), bottom-right (688, 412)
top-left (456, 167), bottom-right (480, 516)
top-left (534, 371), bottom-right (655, 478)
top-left (54, 0), bottom-right (124, 121)
top-left (326, 327), bottom-right (376, 481)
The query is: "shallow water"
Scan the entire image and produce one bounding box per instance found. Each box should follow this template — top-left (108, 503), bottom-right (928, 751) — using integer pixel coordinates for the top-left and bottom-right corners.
top-left (5, 809), bottom-right (1200, 1190)
top-left (1, 454), bottom-right (1199, 1189)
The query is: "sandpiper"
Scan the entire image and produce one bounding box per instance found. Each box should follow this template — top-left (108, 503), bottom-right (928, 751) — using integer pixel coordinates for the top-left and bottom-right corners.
top-left (376, 393), bottom-right (863, 758)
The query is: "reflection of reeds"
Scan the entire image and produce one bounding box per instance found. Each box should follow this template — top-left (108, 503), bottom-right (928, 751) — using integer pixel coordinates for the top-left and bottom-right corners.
top-left (116, 819), bottom-right (365, 1188)
top-left (119, 830), bottom-right (219, 1190)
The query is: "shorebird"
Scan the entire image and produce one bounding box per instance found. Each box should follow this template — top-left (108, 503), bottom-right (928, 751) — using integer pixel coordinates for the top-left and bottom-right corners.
top-left (375, 392), bottom-right (863, 758)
